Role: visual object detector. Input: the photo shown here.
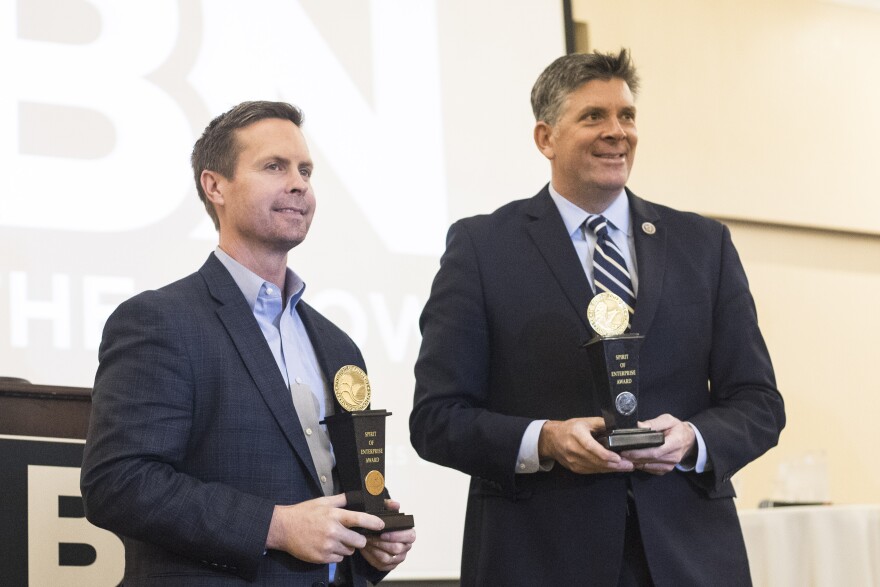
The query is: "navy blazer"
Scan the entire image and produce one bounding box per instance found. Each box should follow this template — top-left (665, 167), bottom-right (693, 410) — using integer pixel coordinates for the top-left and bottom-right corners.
top-left (81, 254), bottom-right (385, 586)
top-left (410, 187), bottom-right (785, 586)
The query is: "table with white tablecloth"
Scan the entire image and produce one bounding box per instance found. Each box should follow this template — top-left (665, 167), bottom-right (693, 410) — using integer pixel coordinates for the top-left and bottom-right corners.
top-left (738, 504), bottom-right (880, 587)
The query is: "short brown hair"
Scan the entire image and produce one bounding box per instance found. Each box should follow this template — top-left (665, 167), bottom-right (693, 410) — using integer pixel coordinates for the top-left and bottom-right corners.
top-left (531, 49), bottom-right (639, 125)
top-left (191, 101), bottom-right (305, 230)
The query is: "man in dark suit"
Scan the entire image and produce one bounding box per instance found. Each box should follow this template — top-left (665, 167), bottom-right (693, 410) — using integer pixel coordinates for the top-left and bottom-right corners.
top-left (81, 101), bottom-right (415, 586)
top-left (410, 50), bottom-right (784, 586)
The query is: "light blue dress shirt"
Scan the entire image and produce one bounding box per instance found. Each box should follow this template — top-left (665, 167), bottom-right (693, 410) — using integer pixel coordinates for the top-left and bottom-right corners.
top-left (214, 249), bottom-right (340, 580)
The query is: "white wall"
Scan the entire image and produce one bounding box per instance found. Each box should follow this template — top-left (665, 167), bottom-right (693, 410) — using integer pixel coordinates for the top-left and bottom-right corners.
top-left (575, 0), bottom-right (880, 235)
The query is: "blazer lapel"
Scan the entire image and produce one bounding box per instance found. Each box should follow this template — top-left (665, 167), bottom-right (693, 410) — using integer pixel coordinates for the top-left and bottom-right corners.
top-left (525, 187), bottom-right (593, 331)
top-left (298, 302), bottom-right (347, 408)
top-left (628, 189), bottom-right (666, 334)
top-left (199, 254), bottom-right (321, 490)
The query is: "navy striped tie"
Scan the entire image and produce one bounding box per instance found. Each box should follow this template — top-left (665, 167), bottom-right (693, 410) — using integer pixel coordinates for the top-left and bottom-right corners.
top-left (586, 214), bottom-right (636, 321)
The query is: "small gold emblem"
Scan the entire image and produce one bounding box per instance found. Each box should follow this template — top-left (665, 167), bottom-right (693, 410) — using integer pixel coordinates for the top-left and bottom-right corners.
top-left (333, 365), bottom-right (371, 412)
top-left (365, 470), bottom-right (385, 496)
top-left (587, 292), bottom-right (629, 337)
top-left (641, 222), bottom-right (656, 235)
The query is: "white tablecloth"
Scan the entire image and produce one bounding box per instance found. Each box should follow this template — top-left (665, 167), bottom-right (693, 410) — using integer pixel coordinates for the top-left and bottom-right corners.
top-left (739, 504), bottom-right (880, 587)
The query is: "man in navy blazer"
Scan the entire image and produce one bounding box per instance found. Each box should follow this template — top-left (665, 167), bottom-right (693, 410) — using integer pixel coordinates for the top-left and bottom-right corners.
top-left (81, 101), bottom-right (415, 586)
top-left (410, 50), bottom-right (784, 586)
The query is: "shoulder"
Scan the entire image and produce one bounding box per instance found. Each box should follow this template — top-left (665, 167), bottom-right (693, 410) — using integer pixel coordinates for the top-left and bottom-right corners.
top-left (121, 270), bottom-right (204, 310)
top-left (448, 189), bottom-right (553, 253)
top-left (630, 191), bottom-right (728, 242)
top-left (103, 270), bottom-right (208, 338)
top-left (454, 190), bottom-right (546, 231)
top-left (115, 253), bottom-right (234, 317)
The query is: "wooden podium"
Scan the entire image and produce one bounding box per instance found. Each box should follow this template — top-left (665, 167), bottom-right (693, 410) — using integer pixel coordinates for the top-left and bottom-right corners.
top-left (0, 377), bottom-right (92, 438)
top-left (0, 378), bottom-right (125, 585)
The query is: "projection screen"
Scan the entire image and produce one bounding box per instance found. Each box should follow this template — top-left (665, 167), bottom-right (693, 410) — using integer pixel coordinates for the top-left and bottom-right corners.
top-left (1, 0), bottom-right (566, 579)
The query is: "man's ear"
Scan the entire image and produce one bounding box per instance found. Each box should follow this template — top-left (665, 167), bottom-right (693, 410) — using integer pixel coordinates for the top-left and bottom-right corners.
top-left (534, 121), bottom-right (555, 160)
top-left (201, 169), bottom-right (225, 207)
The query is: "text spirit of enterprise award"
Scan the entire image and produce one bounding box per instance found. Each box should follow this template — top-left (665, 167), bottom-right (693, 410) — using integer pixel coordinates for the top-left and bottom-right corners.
top-left (584, 293), bottom-right (664, 451)
top-left (321, 365), bottom-right (415, 533)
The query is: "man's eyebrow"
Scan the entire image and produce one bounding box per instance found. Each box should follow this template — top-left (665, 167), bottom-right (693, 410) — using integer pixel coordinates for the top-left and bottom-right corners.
top-left (257, 155), bottom-right (313, 170)
top-left (259, 155), bottom-right (291, 165)
top-left (576, 105), bottom-right (607, 116)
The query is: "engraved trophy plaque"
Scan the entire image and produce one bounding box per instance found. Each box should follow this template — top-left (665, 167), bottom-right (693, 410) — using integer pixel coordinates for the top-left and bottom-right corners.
top-left (584, 293), bottom-right (664, 451)
top-left (321, 365), bottom-right (414, 533)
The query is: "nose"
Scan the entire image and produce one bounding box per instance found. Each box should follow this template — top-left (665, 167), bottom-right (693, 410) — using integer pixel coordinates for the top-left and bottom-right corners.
top-left (603, 118), bottom-right (627, 140)
top-left (288, 170), bottom-right (308, 193)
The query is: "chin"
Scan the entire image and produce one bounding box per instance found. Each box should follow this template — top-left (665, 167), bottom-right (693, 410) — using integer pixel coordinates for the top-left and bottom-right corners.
top-left (594, 177), bottom-right (629, 192)
top-left (282, 237), bottom-right (307, 250)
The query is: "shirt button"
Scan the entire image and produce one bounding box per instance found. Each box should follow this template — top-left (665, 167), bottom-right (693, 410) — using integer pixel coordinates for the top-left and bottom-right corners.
top-left (519, 463), bottom-right (526, 470)
top-left (305, 428), bottom-right (313, 436)
top-left (266, 287), bottom-right (274, 295)
top-left (295, 376), bottom-right (303, 384)
top-left (320, 475), bottom-right (327, 484)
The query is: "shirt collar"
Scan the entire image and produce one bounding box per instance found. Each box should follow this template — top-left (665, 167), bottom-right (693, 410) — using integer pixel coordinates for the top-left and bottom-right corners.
top-left (548, 184), bottom-right (632, 237)
top-left (213, 247), bottom-right (306, 310)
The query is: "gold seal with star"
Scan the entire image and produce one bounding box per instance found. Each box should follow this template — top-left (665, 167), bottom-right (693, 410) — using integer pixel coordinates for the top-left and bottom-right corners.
top-left (333, 365), bottom-right (371, 412)
top-left (587, 292), bottom-right (630, 337)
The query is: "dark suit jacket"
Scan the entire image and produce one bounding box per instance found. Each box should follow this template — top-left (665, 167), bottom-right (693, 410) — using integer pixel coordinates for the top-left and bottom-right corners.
top-left (81, 254), bottom-right (385, 586)
top-left (410, 187), bottom-right (785, 587)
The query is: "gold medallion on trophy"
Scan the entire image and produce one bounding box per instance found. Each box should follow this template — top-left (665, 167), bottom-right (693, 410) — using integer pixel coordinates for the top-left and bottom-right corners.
top-left (587, 292), bottom-right (630, 337)
top-left (333, 365), bottom-right (372, 412)
top-left (364, 470), bottom-right (385, 496)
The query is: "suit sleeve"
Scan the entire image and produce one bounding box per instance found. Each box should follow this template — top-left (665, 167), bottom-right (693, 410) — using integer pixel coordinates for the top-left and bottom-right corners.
top-left (688, 224), bottom-right (786, 493)
top-left (80, 292), bottom-right (274, 580)
top-left (410, 221), bottom-right (533, 494)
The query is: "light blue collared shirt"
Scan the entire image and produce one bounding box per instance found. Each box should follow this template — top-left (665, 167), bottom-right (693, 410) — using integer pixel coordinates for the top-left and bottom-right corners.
top-left (214, 248), bottom-right (340, 578)
top-left (515, 187), bottom-right (708, 474)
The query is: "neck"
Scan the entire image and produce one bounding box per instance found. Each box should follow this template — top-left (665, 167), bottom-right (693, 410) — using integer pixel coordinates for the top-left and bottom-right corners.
top-left (551, 180), bottom-right (624, 215)
top-left (217, 242), bottom-right (289, 287)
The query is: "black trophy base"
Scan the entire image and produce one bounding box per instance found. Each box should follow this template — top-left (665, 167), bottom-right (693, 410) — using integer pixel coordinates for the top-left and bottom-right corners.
top-left (598, 428), bottom-right (664, 451)
top-left (357, 512), bottom-right (415, 535)
top-left (379, 511), bottom-right (415, 532)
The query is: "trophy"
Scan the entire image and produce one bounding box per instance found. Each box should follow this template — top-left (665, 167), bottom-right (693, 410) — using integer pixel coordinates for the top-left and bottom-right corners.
top-left (584, 293), bottom-right (664, 451)
top-left (321, 365), bottom-right (414, 533)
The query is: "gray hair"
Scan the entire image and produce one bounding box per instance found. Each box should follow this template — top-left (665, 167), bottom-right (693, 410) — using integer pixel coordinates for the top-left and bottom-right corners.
top-left (530, 49), bottom-right (640, 125)
top-left (191, 101), bottom-right (305, 230)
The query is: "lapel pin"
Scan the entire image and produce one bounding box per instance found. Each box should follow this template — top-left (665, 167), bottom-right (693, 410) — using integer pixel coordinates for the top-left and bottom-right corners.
top-left (641, 222), bottom-right (656, 235)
